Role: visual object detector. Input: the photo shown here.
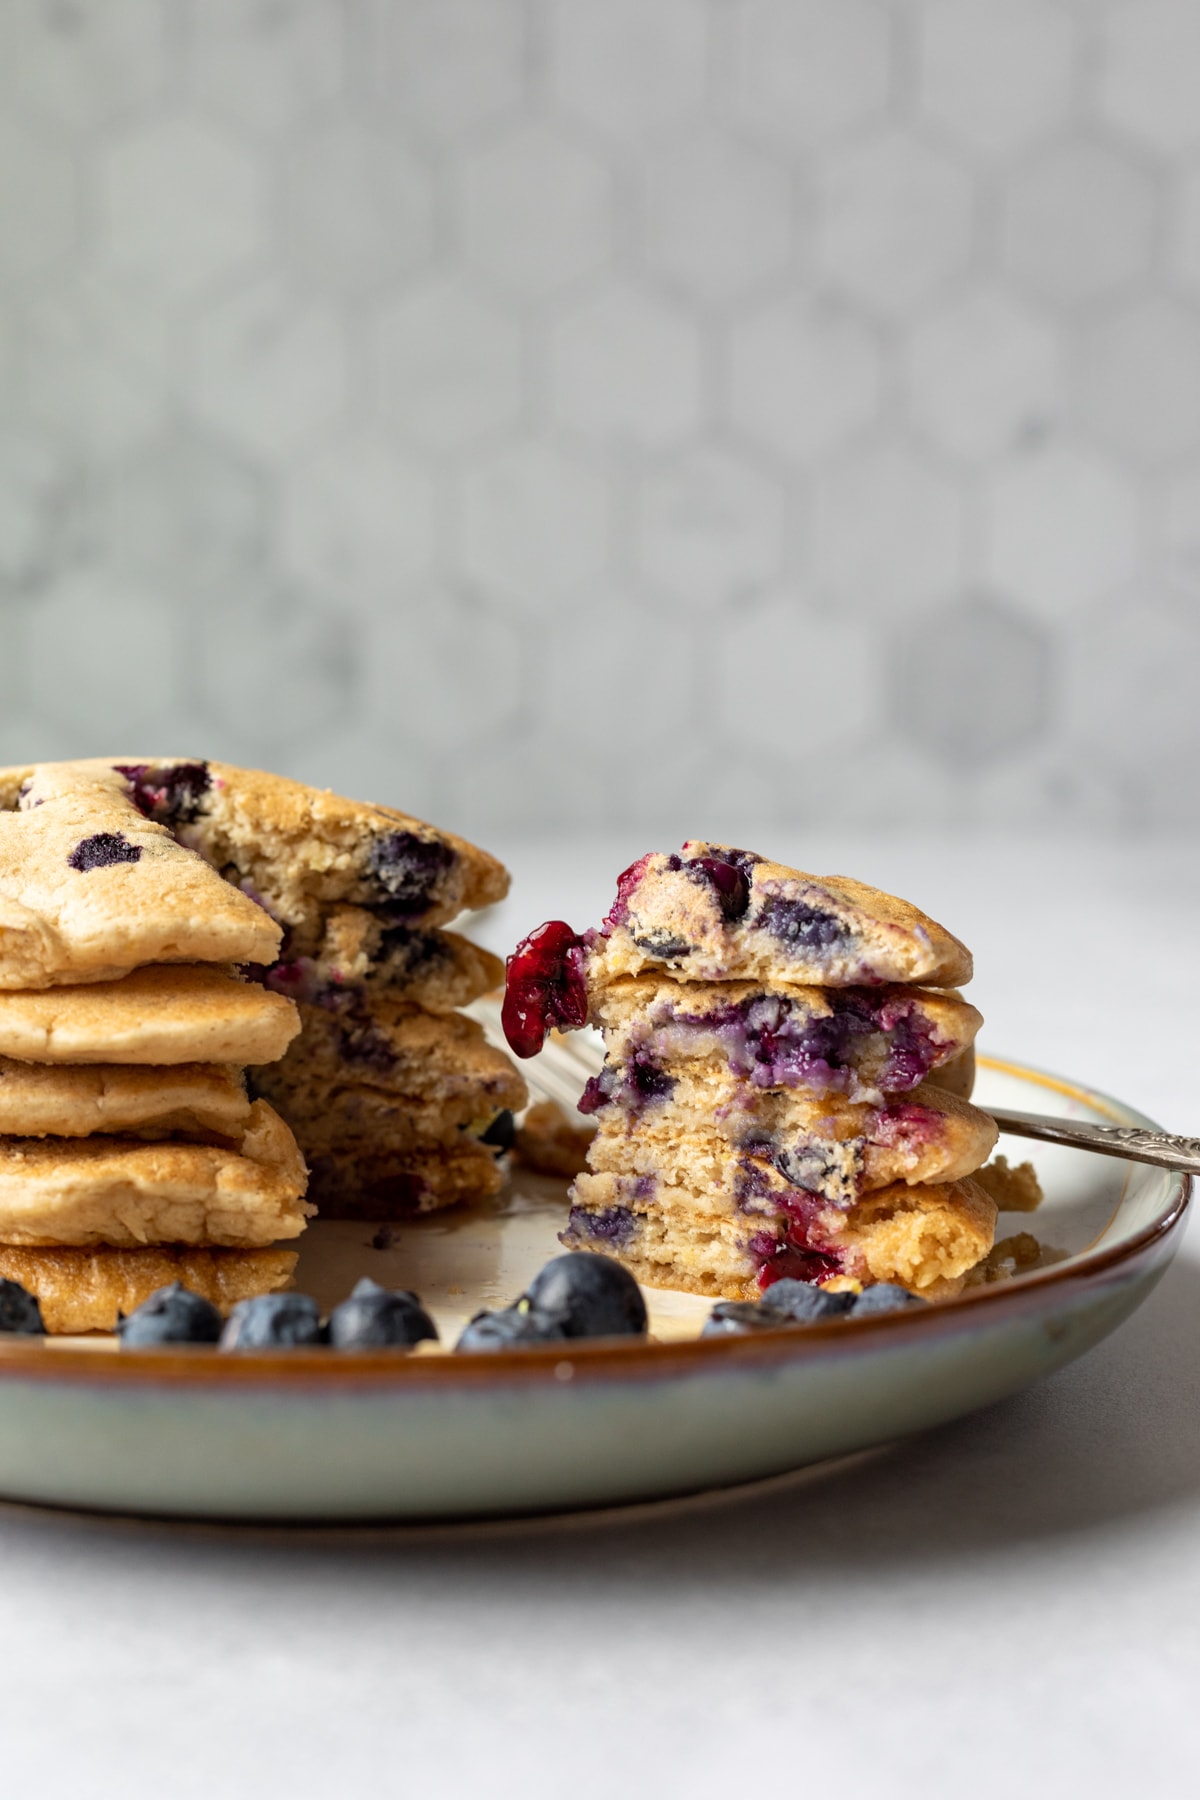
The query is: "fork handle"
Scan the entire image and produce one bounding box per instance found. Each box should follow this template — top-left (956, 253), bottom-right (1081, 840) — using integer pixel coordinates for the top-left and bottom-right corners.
top-left (989, 1106), bottom-right (1200, 1175)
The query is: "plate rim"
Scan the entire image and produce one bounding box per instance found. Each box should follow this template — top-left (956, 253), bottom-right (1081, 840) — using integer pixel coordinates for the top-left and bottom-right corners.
top-left (0, 1054), bottom-right (1187, 1392)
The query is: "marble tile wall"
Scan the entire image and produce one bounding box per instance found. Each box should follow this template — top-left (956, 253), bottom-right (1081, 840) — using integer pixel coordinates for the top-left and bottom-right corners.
top-left (0, 0), bottom-right (1197, 840)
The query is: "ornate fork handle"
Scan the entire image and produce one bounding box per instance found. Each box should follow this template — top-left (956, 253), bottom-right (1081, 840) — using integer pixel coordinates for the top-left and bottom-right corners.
top-left (989, 1107), bottom-right (1200, 1175)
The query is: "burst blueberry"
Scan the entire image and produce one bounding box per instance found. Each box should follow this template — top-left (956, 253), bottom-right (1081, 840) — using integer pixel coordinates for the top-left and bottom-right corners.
top-left (366, 831), bottom-right (453, 914)
top-left (756, 895), bottom-right (845, 951)
top-left (67, 832), bottom-right (142, 872)
top-left (218, 1291), bottom-right (324, 1349)
top-left (501, 919), bottom-right (588, 1058)
top-left (118, 1282), bottom-right (222, 1347)
top-left (327, 1278), bottom-right (438, 1350)
top-left (524, 1251), bottom-right (647, 1339)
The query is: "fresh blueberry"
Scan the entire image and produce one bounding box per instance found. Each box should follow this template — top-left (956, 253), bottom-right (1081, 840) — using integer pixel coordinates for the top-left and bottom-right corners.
top-left (524, 1251), bottom-right (647, 1339)
top-left (702, 1300), bottom-right (793, 1337)
top-left (366, 831), bottom-right (453, 915)
top-left (761, 1279), bottom-right (855, 1322)
top-left (455, 1305), bottom-right (569, 1352)
top-left (67, 832), bottom-right (142, 873)
top-left (218, 1292), bottom-right (324, 1350)
top-left (327, 1278), bottom-right (438, 1350)
top-left (479, 1108), bottom-right (516, 1151)
top-left (850, 1283), bottom-right (928, 1316)
top-left (0, 1277), bottom-right (43, 1336)
top-left (117, 1282), bottom-right (222, 1347)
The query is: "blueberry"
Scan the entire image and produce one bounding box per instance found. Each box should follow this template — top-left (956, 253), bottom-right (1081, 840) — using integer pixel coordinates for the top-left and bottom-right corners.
top-left (118, 1282), bottom-right (222, 1347)
top-left (702, 1300), bottom-right (793, 1337)
top-left (327, 1278), bottom-right (438, 1350)
top-left (67, 832), bottom-right (142, 873)
top-left (0, 1278), bottom-right (43, 1336)
top-left (218, 1292), bottom-right (324, 1350)
top-left (687, 854), bottom-right (751, 922)
top-left (115, 761), bottom-right (211, 827)
top-left (630, 931), bottom-right (695, 959)
top-left (455, 1305), bottom-right (569, 1352)
top-left (850, 1283), bottom-right (928, 1316)
top-left (479, 1108), bottom-right (516, 1151)
top-left (523, 1251), bottom-right (647, 1339)
top-left (762, 1279), bottom-right (855, 1322)
top-left (366, 831), bottom-right (454, 915)
top-left (757, 895), bottom-right (844, 951)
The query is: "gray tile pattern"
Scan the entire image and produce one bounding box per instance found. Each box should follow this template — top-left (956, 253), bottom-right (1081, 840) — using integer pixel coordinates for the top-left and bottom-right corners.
top-left (0, 0), bottom-right (1197, 834)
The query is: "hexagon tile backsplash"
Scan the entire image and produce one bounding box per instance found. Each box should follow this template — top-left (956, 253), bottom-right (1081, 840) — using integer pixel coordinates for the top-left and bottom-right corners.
top-left (1, 0), bottom-right (1199, 838)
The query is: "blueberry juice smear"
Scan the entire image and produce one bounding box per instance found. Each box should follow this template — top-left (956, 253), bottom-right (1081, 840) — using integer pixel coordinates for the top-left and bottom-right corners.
top-left (502, 920), bottom-right (588, 1058)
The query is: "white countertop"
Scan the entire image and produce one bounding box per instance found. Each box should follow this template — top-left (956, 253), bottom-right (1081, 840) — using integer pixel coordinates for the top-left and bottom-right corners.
top-left (5, 835), bottom-right (1197, 1798)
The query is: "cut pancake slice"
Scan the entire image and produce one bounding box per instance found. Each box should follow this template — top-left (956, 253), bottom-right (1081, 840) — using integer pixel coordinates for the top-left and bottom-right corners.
top-left (588, 843), bottom-right (972, 991)
top-left (306, 1140), bottom-right (505, 1217)
top-left (584, 1082), bottom-right (998, 1209)
top-left (0, 761), bottom-right (281, 988)
top-left (564, 1174), bottom-right (996, 1302)
top-left (252, 994), bottom-right (526, 1187)
top-left (591, 976), bottom-right (982, 1104)
top-left (0, 964), bottom-right (300, 1066)
top-left (0, 1057), bottom-right (252, 1139)
top-left (262, 912), bottom-right (503, 1013)
top-left (0, 1243), bottom-right (297, 1335)
top-left (0, 1100), bottom-right (311, 1247)
top-left (73, 757), bottom-right (509, 951)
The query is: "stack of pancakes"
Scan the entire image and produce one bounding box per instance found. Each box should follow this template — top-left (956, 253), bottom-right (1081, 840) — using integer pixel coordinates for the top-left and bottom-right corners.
top-left (0, 760), bottom-right (526, 1331)
top-left (546, 845), bottom-right (1000, 1301)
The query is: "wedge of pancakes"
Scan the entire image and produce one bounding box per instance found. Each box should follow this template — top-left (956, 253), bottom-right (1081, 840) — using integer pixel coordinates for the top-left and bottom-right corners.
top-left (508, 844), bottom-right (999, 1302)
top-left (0, 760), bottom-right (524, 1331)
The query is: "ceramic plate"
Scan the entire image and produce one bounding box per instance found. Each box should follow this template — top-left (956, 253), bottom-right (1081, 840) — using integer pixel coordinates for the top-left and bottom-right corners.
top-left (0, 1056), bottom-right (1186, 1524)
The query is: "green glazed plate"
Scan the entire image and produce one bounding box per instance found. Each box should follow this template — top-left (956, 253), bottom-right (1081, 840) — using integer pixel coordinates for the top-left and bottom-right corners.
top-left (0, 1056), bottom-right (1185, 1524)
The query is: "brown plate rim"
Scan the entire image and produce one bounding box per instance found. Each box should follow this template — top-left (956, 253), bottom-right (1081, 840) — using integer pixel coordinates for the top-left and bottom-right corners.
top-left (0, 1055), bottom-right (1187, 1392)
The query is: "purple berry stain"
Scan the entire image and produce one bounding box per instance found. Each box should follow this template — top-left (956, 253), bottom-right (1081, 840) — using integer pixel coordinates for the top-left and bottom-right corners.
top-left (502, 919), bottom-right (588, 1058)
top-left (68, 832), bottom-right (142, 873)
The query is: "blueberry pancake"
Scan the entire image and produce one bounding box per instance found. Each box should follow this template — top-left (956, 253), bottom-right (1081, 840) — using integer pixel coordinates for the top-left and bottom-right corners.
top-left (0, 964), bottom-right (300, 1066)
top-left (261, 910), bottom-right (502, 1013)
top-left (106, 758), bottom-right (507, 954)
top-left (564, 1173), bottom-right (997, 1302)
top-left (251, 992), bottom-right (526, 1214)
top-left (305, 1140), bottom-right (508, 1218)
top-left (0, 1243), bottom-right (297, 1335)
top-left (590, 843), bottom-right (972, 990)
top-left (1, 757), bottom-right (508, 979)
top-left (0, 1101), bottom-right (310, 1248)
top-left (590, 977), bottom-right (982, 1105)
top-left (582, 1082), bottom-right (998, 1210)
top-left (0, 1058), bottom-right (252, 1139)
top-left (0, 761), bottom-right (281, 988)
